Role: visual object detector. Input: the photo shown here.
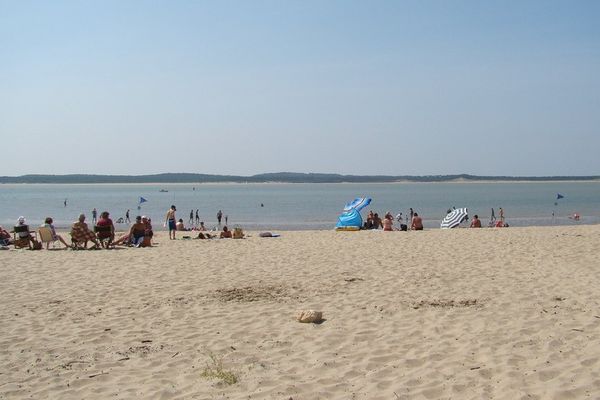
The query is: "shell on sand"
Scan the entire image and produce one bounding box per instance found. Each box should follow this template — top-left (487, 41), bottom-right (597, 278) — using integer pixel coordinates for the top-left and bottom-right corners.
top-left (296, 310), bottom-right (323, 323)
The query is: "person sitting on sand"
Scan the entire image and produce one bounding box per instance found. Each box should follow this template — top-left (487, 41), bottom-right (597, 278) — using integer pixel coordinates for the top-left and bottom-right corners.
top-left (71, 214), bottom-right (100, 249)
top-left (220, 226), bottom-right (232, 239)
top-left (411, 213), bottom-right (423, 231)
top-left (0, 225), bottom-right (13, 246)
top-left (129, 216), bottom-right (147, 247)
top-left (383, 215), bottom-right (394, 231)
top-left (470, 215), bottom-right (482, 228)
top-left (42, 217), bottom-right (70, 248)
top-left (371, 213), bottom-right (383, 230)
top-left (198, 221), bottom-right (207, 231)
top-left (176, 218), bottom-right (191, 231)
top-left (495, 220), bottom-right (508, 228)
top-left (96, 211), bottom-right (115, 247)
top-left (112, 216), bottom-right (153, 247)
top-left (141, 216), bottom-right (153, 246)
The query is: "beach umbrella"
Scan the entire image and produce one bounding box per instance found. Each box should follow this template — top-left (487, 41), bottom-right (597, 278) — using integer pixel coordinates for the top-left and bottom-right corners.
top-left (441, 208), bottom-right (468, 229)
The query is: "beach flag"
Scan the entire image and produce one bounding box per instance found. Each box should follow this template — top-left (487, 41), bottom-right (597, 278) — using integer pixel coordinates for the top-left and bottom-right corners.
top-left (556, 193), bottom-right (564, 200)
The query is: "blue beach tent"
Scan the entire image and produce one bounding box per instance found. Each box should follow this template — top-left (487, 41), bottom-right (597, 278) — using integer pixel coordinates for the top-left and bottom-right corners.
top-left (335, 197), bottom-right (372, 230)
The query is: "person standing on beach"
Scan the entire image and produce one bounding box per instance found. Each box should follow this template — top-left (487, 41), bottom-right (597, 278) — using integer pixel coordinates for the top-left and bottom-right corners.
top-left (217, 210), bottom-right (223, 226)
top-left (195, 209), bottom-right (199, 224)
top-left (189, 209), bottom-right (194, 225)
top-left (499, 207), bottom-right (504, 223)
top-left (125, 209), bottom-right (131, 223)
top-left (225, 215), bottom-right (228, 225)
top-left (491, 208), bottom-right (496, 222)
top-left (165, 205), bottom-right (177, 240)
top-left (92, 208), bottom-right (97, 224)
top-left (409, 208), bottom-right (414, 229)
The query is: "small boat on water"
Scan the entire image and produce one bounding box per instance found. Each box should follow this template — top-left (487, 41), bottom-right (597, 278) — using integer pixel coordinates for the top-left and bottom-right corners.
top-left (159, 189), bottom-right (168, 193)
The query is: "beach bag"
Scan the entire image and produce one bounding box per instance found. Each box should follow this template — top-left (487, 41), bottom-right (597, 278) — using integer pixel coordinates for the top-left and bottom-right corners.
top-left (400, 224), bottom-right (408, 231)
top-left (233, 227), bottom-right (244, 239)
top-left (32, 241), bottom-right (43, 250)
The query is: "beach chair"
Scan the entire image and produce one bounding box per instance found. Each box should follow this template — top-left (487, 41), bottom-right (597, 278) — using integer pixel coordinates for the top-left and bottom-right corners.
top-left (94, 225), bottom-right (113, 248)
top-left (38, 226), bottom-right (59, 249)
top-left (12, 225), bottom-right (37, 249)
top-left (70, 225), bottom-right (90, 249)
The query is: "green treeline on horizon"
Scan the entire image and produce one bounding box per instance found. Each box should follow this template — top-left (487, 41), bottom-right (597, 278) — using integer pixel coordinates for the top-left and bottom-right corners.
top-left (1, 173), bottom-right (599, 184)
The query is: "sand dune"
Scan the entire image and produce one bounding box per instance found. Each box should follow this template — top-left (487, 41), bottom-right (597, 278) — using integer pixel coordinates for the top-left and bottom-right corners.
top-left (1, 226), bottom-right (600, 399)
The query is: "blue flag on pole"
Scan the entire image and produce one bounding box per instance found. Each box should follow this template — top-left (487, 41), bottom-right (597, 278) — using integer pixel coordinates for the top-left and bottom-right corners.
top-left (556, 193), bottom-right (564, 200)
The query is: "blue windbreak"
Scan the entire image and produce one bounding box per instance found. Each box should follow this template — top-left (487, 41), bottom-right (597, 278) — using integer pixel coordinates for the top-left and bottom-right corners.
top-left (343, 197), bottom-right (371, 212)
top-left (336, 209), bottom-right (363, 228)
top-left (336, 197), bottom-right (371, 228)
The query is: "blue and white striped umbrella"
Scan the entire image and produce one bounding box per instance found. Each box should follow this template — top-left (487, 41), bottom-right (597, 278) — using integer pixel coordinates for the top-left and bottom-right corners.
top-left (441, 208), bottom-right (468, 229)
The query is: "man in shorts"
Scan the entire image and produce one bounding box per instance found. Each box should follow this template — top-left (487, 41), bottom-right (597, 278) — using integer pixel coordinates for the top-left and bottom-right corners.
top-left (165, 205), bottom-right (177, 240)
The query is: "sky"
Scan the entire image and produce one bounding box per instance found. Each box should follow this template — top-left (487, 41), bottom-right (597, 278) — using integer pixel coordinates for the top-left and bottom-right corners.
top-left (1, 0), bottom-right (599, 177)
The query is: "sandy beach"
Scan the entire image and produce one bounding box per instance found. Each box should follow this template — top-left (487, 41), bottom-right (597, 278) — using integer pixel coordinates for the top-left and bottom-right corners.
top-left (1, 225), bottom-right (600, 399)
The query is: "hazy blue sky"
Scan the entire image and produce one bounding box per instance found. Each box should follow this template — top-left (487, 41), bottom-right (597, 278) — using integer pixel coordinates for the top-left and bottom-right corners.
top-left (1, 0), bottom-right (599, 176)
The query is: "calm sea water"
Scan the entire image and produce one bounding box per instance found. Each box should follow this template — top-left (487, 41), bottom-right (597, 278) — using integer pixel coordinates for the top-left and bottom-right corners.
top-left (0, 182), bottom-right (598, 230)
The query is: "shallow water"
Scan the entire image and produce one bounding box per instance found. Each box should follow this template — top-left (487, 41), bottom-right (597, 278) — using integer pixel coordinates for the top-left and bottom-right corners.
top-left (0, 182), bottom-right (598, 230)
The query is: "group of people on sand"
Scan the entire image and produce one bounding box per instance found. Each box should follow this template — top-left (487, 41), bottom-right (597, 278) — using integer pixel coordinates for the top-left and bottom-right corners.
top-left (363, 210), bottom-right (423, 231)
top-left (361, 206), bottom-right (507, 231)
top-left (71, 212), bottom-right (153, 249)
top-left (1, 212), bottom-right (153, 250)
top-left (165, 205), bottom-right (242, 240)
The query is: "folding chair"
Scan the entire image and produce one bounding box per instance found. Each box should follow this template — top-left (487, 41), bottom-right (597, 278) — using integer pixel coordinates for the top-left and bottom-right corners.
top-left (38, 227), bottom-right (59, 249)
top-left (94, 225), bottom-right (113, 248)
top-left (12, 225), bottom-right (37, 249)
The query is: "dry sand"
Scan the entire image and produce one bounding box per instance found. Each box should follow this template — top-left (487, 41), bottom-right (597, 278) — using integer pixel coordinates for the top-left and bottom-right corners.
top-left (1, 225), bottom-right (600, 399)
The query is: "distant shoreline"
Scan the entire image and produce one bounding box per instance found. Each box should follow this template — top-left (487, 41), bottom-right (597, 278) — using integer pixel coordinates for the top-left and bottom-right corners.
top-left (2, 180), bottom-right (600, 186)
top-left (1, 173), bottom-right (599, 185)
